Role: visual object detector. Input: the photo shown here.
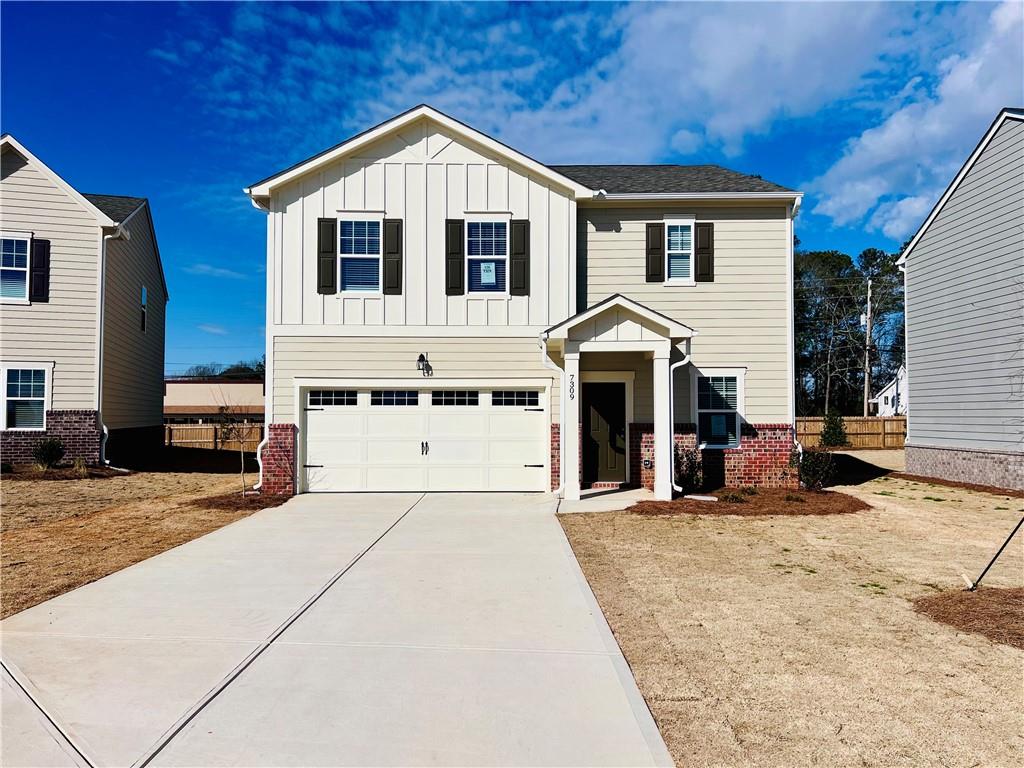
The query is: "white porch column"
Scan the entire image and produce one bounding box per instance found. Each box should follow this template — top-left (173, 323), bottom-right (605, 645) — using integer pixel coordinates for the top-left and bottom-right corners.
top-left (652, 350), bottom-right (672, 500)
top-left (563, 352), bottom-right (581, 501)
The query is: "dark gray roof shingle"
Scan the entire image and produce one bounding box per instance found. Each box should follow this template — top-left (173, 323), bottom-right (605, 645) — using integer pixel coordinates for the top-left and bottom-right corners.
top-left (548, 164), bottom-right (793, 195)
top-left (82, 193), bottom-right (147, 222)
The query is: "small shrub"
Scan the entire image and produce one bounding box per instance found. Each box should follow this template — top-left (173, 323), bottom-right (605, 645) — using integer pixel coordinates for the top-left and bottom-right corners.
top-left (741, 486), bottom-right (758, 496)
top-left (72, 457), bottom-right (89, 478)
top-left (796, 447), bottom-right (834, 491)
top-left (719, 491), bottom-right (747, 504)
top-left (784, 493), bottom-right (806, 503)
top-left (674, 446), bottom-right (703, 494)
top-left (32, 438), bottom-right (65, 470)
top-left (819, 409), bottom-right (849, 448)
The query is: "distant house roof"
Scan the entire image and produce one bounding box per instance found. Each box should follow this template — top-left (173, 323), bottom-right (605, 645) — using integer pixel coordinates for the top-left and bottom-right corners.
top-left (549, 164), bottom-right (794, 195)
top-left (82, 193), bottom-right (147, 222)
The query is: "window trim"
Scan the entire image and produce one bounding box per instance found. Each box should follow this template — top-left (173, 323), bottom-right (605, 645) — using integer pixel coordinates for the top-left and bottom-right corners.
top-left (690, 366), bottom-right (745, 449)
top-left (0, 231), bottom-right (33, 305)
top-left (464, 213), bottom-right (510, 296)
top-left (663, 215), bottom-right (696, 287)
top-left (1, 361), bottom-right (53, 431)
top-left (337, 213), bottom-right (384, 296)
top-left (140, 285), bottom-right (148, 333)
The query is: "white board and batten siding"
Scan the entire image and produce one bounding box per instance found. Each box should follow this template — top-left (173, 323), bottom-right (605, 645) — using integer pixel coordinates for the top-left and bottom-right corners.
top-left (0, 147), bottom-right (100, 410)
top-left (269, 119), bottom-right (575, 330)
top-left (905, 117), bottom-right (1024, 453)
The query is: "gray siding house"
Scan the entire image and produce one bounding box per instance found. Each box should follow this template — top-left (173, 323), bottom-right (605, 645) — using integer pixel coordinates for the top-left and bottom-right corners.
top-left (0, 135), bottom-right (167, 465)
top-left (897, 108), bottom-right (1024, 490)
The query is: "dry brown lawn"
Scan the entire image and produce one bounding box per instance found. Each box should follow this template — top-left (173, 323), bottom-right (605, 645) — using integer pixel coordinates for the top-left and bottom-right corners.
top-left (1, 471), bottom-right (265, 618)
top-left (560, 475), bottom-right (1024, 767)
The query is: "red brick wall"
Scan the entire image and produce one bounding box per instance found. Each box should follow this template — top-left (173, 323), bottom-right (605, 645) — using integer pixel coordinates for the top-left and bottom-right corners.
top-left (549, 423), bottom-right (560, 490)
top-left (261, 423), bottom-right (296, 496)
top-left (0, 410), bottom-right (102, 465)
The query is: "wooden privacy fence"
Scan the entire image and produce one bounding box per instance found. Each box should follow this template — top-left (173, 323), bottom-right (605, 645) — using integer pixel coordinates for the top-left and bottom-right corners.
top-left (164, 424), bottom-right (264, 453)
top-left (796, 416), bottom-right (906, 449)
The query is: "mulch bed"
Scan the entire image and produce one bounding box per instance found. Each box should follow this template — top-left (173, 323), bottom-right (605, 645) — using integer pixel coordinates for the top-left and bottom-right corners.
top-left (628, 487), bottom-right (870, 517)
top-left (1, 465), bottom-right (128, 482)
top-left (194, 490), bottom-right (291, 512)
top-left (889, 473), bottom-right (1024, 499)
top-left (914, 587), bottom-right (1024, 650)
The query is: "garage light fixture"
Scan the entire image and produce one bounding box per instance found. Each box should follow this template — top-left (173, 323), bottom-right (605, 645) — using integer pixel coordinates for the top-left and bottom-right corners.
top-left (417, 353), bottom-right (433, 377)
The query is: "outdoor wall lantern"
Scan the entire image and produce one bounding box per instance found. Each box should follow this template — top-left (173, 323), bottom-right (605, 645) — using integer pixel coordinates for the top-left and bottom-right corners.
top-left (416, 353), bottom-right (433, 377)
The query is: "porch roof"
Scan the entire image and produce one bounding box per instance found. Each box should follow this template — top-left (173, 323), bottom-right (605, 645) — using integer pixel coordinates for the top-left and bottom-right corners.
top-left (541, 294), bottom-right (696, 343)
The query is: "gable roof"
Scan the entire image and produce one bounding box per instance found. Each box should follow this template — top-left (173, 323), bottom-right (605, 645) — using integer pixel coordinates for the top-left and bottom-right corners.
top-left (543, 293), bottom-right (696, 341)
top-left (245, 104), bottom-right (595, 201)
top-left (82, 193), bottom-right (147, 222)
top-left (1, 134), bottom-right (117, 226)
top-left (549, 165), bottom-right (794, 195)
top-left (896, 107), bottom-right (1024, 266)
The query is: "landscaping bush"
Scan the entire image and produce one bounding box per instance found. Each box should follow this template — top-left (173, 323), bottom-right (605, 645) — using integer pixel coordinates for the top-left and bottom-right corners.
top-left (784, 493), bottom-right (806, 503)
top-left (719, 491), bottom-right (747, 503)
top-left (819, 409), bottom-right (849, 448)
top-left (32, 438), bottom-right (65, 470)
top-left (741, 486), bottom-right (758, 496)
top-left (674, 446), bottom-right (703, 494)
top-left (794, 447), bottom-right (835, 491)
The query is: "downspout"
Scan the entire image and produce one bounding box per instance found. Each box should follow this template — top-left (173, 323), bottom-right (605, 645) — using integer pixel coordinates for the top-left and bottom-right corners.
top-left (97, 224), bottom-right (129, 465)
top-left (251, 194), bottom-right (271, 490)
top-left (538, 333), bottom-right (564, 496)
top-left (669, 350), bottom-right (692, 493)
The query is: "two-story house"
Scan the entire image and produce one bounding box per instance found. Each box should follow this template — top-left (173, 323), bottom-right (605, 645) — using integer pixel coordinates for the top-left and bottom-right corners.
top-left (245, 106), bottom-right (801, 500)
top-left (0, 135), bottom-right (167, 465)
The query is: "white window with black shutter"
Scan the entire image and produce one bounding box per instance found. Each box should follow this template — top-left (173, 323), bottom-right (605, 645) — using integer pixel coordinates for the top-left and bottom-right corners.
top-left (1, 232), bottom-right (32, 303)
top-left (692, 367), bottom-right (745, 449)
top-left (647, 219), bottom-right (713, 285)
top-left (465, 215), bottom-right (509, 294)
top-left (664, 216), bottom-right (695, 285)
top-left (337, 215), bottom-right (383, 294)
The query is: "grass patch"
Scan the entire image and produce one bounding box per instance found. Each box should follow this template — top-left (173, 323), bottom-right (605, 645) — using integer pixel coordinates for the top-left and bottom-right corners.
top-left (923, 496), bottom-right (946, 502)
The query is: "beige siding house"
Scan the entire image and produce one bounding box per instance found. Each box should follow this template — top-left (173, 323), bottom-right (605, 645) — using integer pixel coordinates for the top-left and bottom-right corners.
top-left (0, 135), bottom-right (167, 464)
top-left (897, 108), bottom-right (1023, 490)
top-left (246, 106), bottom-right (801, 498)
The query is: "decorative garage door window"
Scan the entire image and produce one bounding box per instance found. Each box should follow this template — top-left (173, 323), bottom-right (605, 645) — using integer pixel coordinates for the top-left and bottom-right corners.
top-left (491, 390), bottom-right (539, 407)
top-left (5, 368), bottom-right (45, 429)
top-left (697, 376), bottom-right (738, 447)
top-left (467, 222), bottom-right (507, 293)
top-left (339, 220), bottom-right (381, 292)
top-left (309, 390), bottom-right (357, 406)
top-left (432, 390), bottom-right (479, 406)
top-left (371, 390), bottom-right (419, 406)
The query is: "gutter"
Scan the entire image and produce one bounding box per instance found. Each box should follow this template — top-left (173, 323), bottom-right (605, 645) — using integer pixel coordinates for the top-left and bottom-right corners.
top-left (590, 191), bottom-right (803, 203)
top-left (669, 351), bottom-right (692, 494)
top-left (97, 223), bottom-right (130, 465)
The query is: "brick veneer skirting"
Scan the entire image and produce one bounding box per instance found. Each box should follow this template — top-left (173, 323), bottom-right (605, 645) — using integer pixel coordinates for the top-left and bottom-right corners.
top-left (0, 410), bottom-right (102, 465)
top-left (261, 423), bottom-right (297, 495)
top-left (906, 444), bottom-right (1024, 492)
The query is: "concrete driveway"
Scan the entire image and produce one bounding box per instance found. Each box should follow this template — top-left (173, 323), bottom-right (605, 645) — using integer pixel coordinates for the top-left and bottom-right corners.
top-left (1, 493), bottom-right (671, 767)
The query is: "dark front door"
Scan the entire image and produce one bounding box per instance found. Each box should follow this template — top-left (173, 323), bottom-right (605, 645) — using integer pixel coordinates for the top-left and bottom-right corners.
top-left (582, 382), bottom-right (627, 484)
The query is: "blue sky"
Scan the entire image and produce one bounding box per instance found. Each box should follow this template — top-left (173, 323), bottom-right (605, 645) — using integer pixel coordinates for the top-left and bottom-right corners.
top-left (2, 1), bottom-right (1021, 374)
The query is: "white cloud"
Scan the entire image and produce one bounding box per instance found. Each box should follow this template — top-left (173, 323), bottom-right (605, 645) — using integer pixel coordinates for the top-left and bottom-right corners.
top-left (810, 0), bottom-right (1024, 239)
top-left (184, 263), bottom-right (246, 280)
top-left (197, 323), bottom-right (228, 335)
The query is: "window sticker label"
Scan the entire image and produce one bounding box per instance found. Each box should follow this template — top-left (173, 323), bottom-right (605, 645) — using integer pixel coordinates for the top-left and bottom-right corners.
top-left (480, 262), bottom-right (496, 285)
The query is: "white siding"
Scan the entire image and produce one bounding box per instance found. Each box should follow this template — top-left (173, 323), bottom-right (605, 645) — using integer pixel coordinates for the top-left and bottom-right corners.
top-left (101, 206), bottom-right (166, 429)
top-left (0, 147), bottom-right (100, 410)
top-left (905, 118), bottom-right (1024, 452)
top-left (270, 118), bottom-right (574, 329)
top-left (577, 205), bottom-right (791, 423)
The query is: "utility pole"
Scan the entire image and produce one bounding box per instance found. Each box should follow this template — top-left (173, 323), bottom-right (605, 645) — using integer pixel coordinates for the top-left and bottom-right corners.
top-left (863, 278), bottom-right (872, 417)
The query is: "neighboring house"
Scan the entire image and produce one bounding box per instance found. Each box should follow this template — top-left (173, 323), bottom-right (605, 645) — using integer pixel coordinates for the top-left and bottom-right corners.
top-left (869, 365), bottom-right (907, 416)
top-left (0, 135), bottom-right (167, 465)
top-left (897, 107), bottom-right (1023, 491)
top-left (164, 378), bottom-right (265, 424)
top-left (244, 105), bottom-right (801, 499)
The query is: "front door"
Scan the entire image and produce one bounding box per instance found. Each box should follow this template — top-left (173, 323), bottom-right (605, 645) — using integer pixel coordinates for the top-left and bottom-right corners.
top-left (582, 382), bottom-right (626, 484)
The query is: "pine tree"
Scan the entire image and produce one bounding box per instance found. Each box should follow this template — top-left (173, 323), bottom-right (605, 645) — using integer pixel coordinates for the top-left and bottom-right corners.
top-left (820, 409), bottom-right (848, 448)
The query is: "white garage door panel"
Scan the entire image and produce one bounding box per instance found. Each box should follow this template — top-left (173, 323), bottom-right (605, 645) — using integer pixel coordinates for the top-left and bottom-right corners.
top-left (303, 388), bottom-right (547, 492)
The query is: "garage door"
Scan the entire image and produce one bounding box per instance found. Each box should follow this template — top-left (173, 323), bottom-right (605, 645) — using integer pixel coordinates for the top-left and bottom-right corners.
top-left (303, 388), bottom-right (548, 492)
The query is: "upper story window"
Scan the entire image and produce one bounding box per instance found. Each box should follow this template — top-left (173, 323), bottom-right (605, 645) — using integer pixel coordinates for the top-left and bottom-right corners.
top-left (467, 221), bottom-right (507, 293)
top-left (0, 236), bottom-right (30, 302)
top-left (3, 367), bottom-right (46, 430)
top-left (140, 286), bottom-right (148, 332)
top-left (696, 371), bottom-right (744, 448)
top-left (666, 220), bottom-right (694, 283)
top-left (339, 220), bottom-right (381, 292)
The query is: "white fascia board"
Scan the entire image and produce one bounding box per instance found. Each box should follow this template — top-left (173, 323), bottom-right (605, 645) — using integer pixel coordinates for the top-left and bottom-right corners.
top-left (245, 105), bottom-right (595, 200)
top-left (0, 135), bottom-right (117, 227)
top-left (897, 109), bottom-right (1024, 266)
top-left (543, 294), bottom-right (695, 341)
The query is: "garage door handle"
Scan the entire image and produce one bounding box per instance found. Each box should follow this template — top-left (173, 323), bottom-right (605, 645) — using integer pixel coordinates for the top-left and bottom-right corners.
top-left (421, 441), bottom-right (429, 455)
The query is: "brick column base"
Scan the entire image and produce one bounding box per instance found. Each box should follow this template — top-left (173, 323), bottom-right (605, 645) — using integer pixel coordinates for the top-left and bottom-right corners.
top-left (0, 410), bottom-right (102, 465)
top-left (549, 423), bottom-right (560, 491)
top-left (261, 423), bottom-right (297, 496)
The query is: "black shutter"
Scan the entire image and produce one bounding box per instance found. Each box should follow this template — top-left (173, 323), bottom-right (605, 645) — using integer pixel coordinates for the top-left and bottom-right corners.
top-left (29, 239), bottom-right (50, 302)
top-left (382, 219), bottom-right (403, 295)
top-left (317, 218), bottom-right (337, 294)
top-left (695, 222), bottom-right (714, 282)
top-left (445, 219), bottom-right (465, 296)
top-left (645, 223), bottom-right (664, 283)
top-left (509, 220), bottom-right (530, 296)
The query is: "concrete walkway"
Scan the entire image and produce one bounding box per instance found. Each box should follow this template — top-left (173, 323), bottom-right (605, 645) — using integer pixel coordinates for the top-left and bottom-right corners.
top-left (1, 493), bottom-right (671, 767)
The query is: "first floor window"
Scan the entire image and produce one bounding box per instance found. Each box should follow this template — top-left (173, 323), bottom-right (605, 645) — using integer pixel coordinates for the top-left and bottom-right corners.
top-left (666, 221), bottom-right (693, 282)
top-left (339, 220), bottom-right (381, 292)
top-left (467, 221), bottom-right (507, 292)
top-left (697, 374), bottom-right (739, 447)
top-left (5, 368), bottom-right (45, 429)
top-left (1, 237), bottom-right (29, 301)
